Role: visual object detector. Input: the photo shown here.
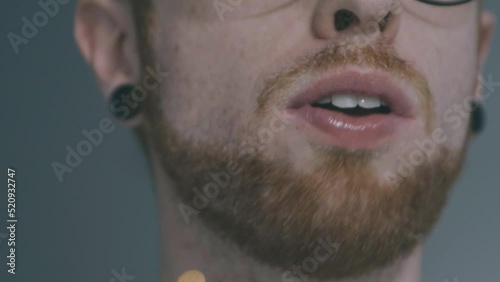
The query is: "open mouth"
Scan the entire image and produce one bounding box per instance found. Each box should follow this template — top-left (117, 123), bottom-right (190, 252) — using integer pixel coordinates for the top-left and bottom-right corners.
top-left (311, 94), bottom-right (391, 116)
top-left (285, 70), bottom-right (415, 149)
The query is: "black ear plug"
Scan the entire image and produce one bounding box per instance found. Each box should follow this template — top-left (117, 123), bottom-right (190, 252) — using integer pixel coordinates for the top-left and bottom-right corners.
top-left (470, 101), bottom-right (485, 135)
top-left (108, 84), bottom-right (141, 121)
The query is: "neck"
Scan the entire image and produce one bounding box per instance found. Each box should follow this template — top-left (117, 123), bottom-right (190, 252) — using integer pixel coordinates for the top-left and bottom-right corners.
top-left (149, 150), bottom-right (423, 282)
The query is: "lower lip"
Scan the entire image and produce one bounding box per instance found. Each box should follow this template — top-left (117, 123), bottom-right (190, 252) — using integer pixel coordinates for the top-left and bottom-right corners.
top-left (286, 105), bottom-right (412, 149)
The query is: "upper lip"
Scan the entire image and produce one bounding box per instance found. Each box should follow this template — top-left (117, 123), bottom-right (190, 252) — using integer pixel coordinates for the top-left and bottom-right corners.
top-left (285, 69), bottom-right (415, 118)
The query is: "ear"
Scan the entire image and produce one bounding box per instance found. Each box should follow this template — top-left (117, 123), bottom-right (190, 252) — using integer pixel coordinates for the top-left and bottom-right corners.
top-left (469, 11), bottom-right (495, 137)
top-left (473, 10), bottom-right (495, 102)
top-left (478, 11), bottom-right (496, 72)
top-left (74, 0), bottom-right (142, 125)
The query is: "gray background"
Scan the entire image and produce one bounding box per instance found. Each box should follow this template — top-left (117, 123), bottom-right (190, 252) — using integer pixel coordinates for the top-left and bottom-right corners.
top-left (0, 1), bottom-right (498, 282)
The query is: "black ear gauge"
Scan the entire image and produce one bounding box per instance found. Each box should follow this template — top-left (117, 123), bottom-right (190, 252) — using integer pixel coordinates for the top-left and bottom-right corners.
top-left (470, 100), bottom-right (486, 135)
top-left (108, 84), bottom-right (141, 121)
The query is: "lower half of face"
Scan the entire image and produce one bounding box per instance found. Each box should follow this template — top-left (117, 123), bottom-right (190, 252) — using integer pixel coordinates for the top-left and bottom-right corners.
top-left (142, 10), bottom-right (478, 279)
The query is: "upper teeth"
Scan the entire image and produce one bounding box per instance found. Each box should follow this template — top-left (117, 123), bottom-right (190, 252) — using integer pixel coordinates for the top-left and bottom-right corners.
top-left (318, 94), bottom-right (384, 109)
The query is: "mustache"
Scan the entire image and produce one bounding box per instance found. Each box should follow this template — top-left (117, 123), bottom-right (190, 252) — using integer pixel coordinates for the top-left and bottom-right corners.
top-left (257, 39), bottom-right (433, 125)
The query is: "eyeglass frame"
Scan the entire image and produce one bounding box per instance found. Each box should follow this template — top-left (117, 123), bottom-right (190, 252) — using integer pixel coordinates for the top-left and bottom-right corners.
top-left (416, 0), bottom-right (475, 7)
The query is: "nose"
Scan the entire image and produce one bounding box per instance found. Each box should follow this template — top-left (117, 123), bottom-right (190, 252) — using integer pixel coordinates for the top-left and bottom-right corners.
top-left (312, 0), bottom-right (402, 43)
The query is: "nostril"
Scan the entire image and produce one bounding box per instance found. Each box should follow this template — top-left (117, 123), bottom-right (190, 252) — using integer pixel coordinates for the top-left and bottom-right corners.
top-left (334, 9), bottom-right (359, 32)
top-left (379, 12), bottom-right (393, 32)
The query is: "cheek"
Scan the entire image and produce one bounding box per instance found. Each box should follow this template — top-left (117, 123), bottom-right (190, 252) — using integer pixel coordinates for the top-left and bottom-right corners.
top-left (434, 41), bottom-right (478, 150)
top-left (397, 15), bottom-right (479, 150)
top-left (151, 10), bottom-right (311, 146)
top-left (152, 20), bottom-right (264, 144)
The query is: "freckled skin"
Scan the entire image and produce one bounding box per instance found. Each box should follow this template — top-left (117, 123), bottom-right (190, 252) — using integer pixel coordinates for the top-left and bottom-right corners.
top-left (76, 0), bottom-right (494, 281)
top-left (140, 0), bottom-right (484, 279)
top-left (140, 0), bottom-right (491, 279)
top-left (147, 0), bottom-right (481, 151)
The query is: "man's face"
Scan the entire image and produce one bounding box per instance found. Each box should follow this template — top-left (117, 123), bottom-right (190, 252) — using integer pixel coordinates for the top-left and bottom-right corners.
top-left (139, 0), bottom-right (485, 279)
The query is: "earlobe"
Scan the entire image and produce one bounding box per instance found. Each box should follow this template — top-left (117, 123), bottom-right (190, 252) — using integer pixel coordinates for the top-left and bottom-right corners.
top-left (74, 0), bottom-right (142, 124)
